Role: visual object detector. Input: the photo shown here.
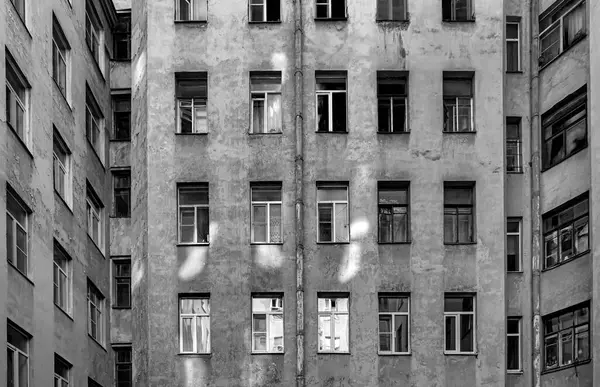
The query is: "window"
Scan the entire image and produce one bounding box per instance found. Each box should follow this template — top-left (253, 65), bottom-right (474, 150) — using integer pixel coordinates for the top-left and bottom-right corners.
top-left (88, 378), bottom-right (102, 387)
top-left (377, 0), bottom-right (407, 21)
top-left (86, 184), bottom-right (104, 248)
top-left (443, 73), bottom-right (474, 132)
top-left (543, 193), bottom-right (588, 269)
top-left (318, 295), bottom-right (349, 353)
top-left (250, 0), bottom-right (280, 22)
top-left (6, 53), bottom-right (30, 144)
top-left (251, 184), bottom-right (282, 243)
top-left (86, 88), bottom-right (105, 162)
top-left (113, 94), bottom-right (131, 140)
top-left (53, 17), bottom-right (70, 98)
top-left (317, 183), bottom-right (349, 243)
top-left (179, 296), bottom-right (210, 353)
top-left (53, 129), bottom-right (71, 203)
top-left (176, 73), bottom-right (208, 134)
top-left (113, 13), bottom-right (131, 60)
top-left (315, 0), bottom-right (346, 19)
top-left (444, 295), bottom-right (475, 354)
top-left (113, 259), bottom-right (131, 308)
top-left (114, 346), bottom-right (132, 387)
top-left (542, 86), bottom-right (587, 170)
top-left (250, 72), bottom-right (282, 133)
top-left (442, 0), bottom-right (474, 21)
top-left (178, 184), bottom-right (209, 244)
top-left (506, 117), bottom-right (522, 173)
top-left (7, 322), bottom-right (29, 387)
top-left (6, 188), bottom-right (29, 275)
top-left (539, 0), bottom-right (586, 67)
top-left (9, 0), bottom-right (25, 20)
top-left (507, 218), bottom-right (521, 272)
top-left (175, 0), bottom-right (208, 21)
top-left (543, 303), bottom-right (589, 370)
top-left (54, 242), bottom-right (71, 313)
top-left (377, 71), bottom-right (408, 133)
top-left (378, 182), bottom-right (409, 243)
top-left (85, 1), bottom-right (103, 64)
top-left (252, 296), bottom-right (284, 353)
top-left (507, 318), bottom-right (521, 372)
top-left (88, 281), bottom-right (105, 344)
top-left (113, 171), bottom-right (131, 218)
top-left (378, 295), bottom-right (410, 354)
top-left (54, 354), bottom-right (71, 387)
top-left (506, 19), bottom-right (521, 72)
top-left (444, 184), bottom-right (475, 244)
top-left (316, 71), bottom-right (347, 133)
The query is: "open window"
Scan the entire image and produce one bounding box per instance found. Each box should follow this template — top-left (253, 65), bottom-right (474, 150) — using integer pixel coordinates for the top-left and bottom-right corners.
top-left (443, 72), bottom-right (474, 132)
top-left (377, 71), bottom-right (408, 133)
top-left (176, 72), bottom-right (208, 134)
top-left (250, 0), bottom-right (280, 22)
top-left (316, 71), bottom-right (347, 133)
top-left (250, 72), bottom-right (282, 133)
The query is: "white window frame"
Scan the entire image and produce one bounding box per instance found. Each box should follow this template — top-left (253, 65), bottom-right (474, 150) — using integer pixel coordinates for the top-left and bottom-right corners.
top-left (316, 185), bottom-right (349, 243)
top-left (445, 0), bottom-right (473, 21)
top-left (86, 193), bottom-right (103, 249)
top-left (251, 296), bottom-right (284, 353)
top-left (539, 0), bottom-right (586, 67)
top-left (251, 186), bottom-right (282, 243)
top-left (443, 296), bottom-right (476, 355)
top-left (87, 282), bottom-right (105, 345)
top-left (315, 89), bottom-right (346, 132)
top-left (177, 98), bottom-right (207, 134)
top-left (54, 355), bottom-right (71, 387)
top-left (506, 21), bottom-right (521, 72)
top-left (444, 96), bottom-right (474, 132)
top-left (53, 132), bottom-right (72, 206)
top-left (179, 297), bottom-right (211, 354)
top-left (250, 91), bottom-right (282, 133)
top-left (175, 0), bottom-right (207, 21)
top-left (317, 296), bottom-right (349, 353)
top-left (315, 0), bottom-right (332, 18)
top-left (543, 304), bottom-right (589, 370)
top-left (6, 190), bottom-right (29, 275)
top-left (85, 2), bottom-right (103, 66)
top-left (250, 0), bottom-right (266, 22)
top-left (7, 323), bottom-right (30, 387)
top-left (54, 243), bottom-right (72, 314)
top-left (507, 218), bottom-right (521, 272)
top-left (177, 185), bottom-right (210, 244)
top-left (6, 57), bottom-right (30, 145)
top-left (378, 296), bottom-right (410, 355)
top-left (86, 100), bottom-right (105, 164)
top-left (53, 20), bottom-right (70, 99)
top-left (507, 317), bottom-right (522, 372)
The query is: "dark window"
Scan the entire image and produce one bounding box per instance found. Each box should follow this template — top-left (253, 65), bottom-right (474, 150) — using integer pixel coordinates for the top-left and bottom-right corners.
top-left (86, 87), bottom-right (104, 160)
top-left (376, 0), bottom-right (407, 21)
top-left (444, 295), bottom-right (475, 353)
top-left (543, 303), bottom-right (589, 370)
top-left (444, 184), bottom-right (475, 244)
top-left (113, 171), bottom-right (131, 218)
top-left (316, 71), bottom-right (346, 133)
top-left (53, 17), bottom-right (70, 97)
top-left (113, 95), bottom-right (131, 140)
top-left (54, 354), bottom-right (71, 387)
top-left (315, 0), bottom-right (346, 19)
top-left (378, 295), bottom-right (410, 353)
top-left (542, 86), bottom-right (587, 170)
top-left (113, 13), bottom-right (131, 60)
top-left (539, 0), bottom-right (586, 67)
top-left (6, 53), bottom-right (30, 143)
top-left (543, 193), bottom-right (588, 269)
top-left (114, 346), bottom-right (132, 387)
top-left (442, 0), bottom-right (474, 21)
top-left (113, 259), bottom-right (131, 308)
top-left (176, 73), bottom-right (208, 134)
top-left (378, 182), bottom-right (409, 243)
top-left (6, 187), bottom-right (29, 275)
top-left (443, 73), bottom-right (474, 132)
top-left (507, 318), bottom-right (521, 371)
top-left (175, 0), bottom-right (208, 21)
top-left (88, 377), bottom-right (103, 387)
top-left (507, 218), bottom-right (521, 272)
top-left (86, 1), bottom-right (103, 64)
top-left (507, 117), bottom-right (522, 172)
top-left (377, 72), bottom-right (408, 133)
top-left (250, 0), bottom-right (280, 22)
top-left (506, 20), bottom-right (520, 72)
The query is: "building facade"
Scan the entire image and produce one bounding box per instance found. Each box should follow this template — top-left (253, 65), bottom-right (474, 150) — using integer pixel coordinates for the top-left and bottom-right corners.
top-left (2, 0), bottom-right (599, 386)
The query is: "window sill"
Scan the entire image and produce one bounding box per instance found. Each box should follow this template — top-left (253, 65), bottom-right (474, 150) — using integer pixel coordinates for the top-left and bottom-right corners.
top-left (542, 250), bottom-right (589, 273)
top-left (177, 243), bottom-right (210, 247)
top-left (248, 131), bottom-right (283, 135)
top-left (251, 351), bottom-right (285, 355)
top-left (111, 58), bottom-right (131, 63)
top-left (541, 145), bottom-right (588, 173)
top-left (251, 242), bottom-right (284, 246)
top-left (316, 242), bottom-right (350, 245)
top-left (53, 79), bottom-right (72, 111)
top-left (54, 190), bottom-right (74, 214)
top-left (507, 370), bottom-right (523, 375)
top-left (88, 335), bottom-right (107, 351)
top-left (315, 131), bottom-right (348, 134)
top-left (377, 131), bottom-right (410, 134)
top-left (539, 34), bottom-right (586, 71)
top-left (178, 353), bottom-right (211, 357)
top-left (378, 241), bottom-right (412, 245)
top-left (175, 132), bottom-right (208, 136)
top-left (506, 71), bottom-right (523, 74)
top-left (444, 352), bottom-right (478, 356)
top-left (112, 305), bottom-right (131, 310)
top-left (378, 352), bottom-right (411, 356)
top-left (315, 17), bottom-right (348, 22)
top-left (248, 20), bottom-right (282, 24)
top-left (442, 19), bottom-right (476, 23)
top-left (444, 242), bottom-right (477, 246)
top-left (86, 138), bottom-right (106, 170)
top-left (109, 138), bottom-right (131, 142)
top-left (8, 261), bottom-right (34, 286)
top-left (507, 170), bottom-right (523, 174)
top-left (109, 215), bottom-right (131, 219)
top-left (541, 359), bottom-right (591, 375)
top-left (174, 20), bottom-right (207, 24)
top-left (442, 131), bottom-right (477, 134)
top-left (376, 19), bottom-right (409, 23)
top-left (7, 124), bottom-right (33, 159)
top-left (318, 351), bottom-right (351, 355)
top-left (507, 270), bottom-right (523, 274)
top-left (55, 304), bottom-right (74, 321)
top-left (9, 1), bottom-right (32, 39)
top-left (87, 234), bottom-right (105, 257)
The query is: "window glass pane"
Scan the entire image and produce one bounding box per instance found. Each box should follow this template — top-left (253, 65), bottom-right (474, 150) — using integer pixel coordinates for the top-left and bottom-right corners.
top-left (395, 314), bottom-right (408, 352)
top-left (545, 134), bottom-right (565, 167)
top-left (253, 314), bottom-right (267, 332)
top-left (377, 99), bottom-right (391, 132)
top-left (507, 335), bottom-right (520, 370)
top-left (317, 94), bottom-right (329, 132)
top-left (444, 211), bottom-right (457, 243)
top-left (378, 297), bottom-right (408, 313)
top-left (559, 225), bottom-right (573, 260)
top-left (197, 316), bottom-right (210, 352)
top-left (507, 234), bottom-right (519, 271)
top-left (317, 188), bottom-right (346, 202)
top-left (176, 78), bottom-right (207, 99)
top-left (545, 336), bottom-right (558, 368)
top-left (445, 316), bottom-right (456, 351)
top-left (444, 188), bottom-right (472, 205)
top-left (179, 101), bottom-right (192, 133)
top-left (559, 312), bottom-right (573, 329)
top-left (252, 96), bottom-right (266, 133)
top-left (269, 314), bottom-right (284, 351)
top-left (379, 208), bottom-right (392, 243)
top-left (179, 187), bottom-right (208, 205)
top-left (443, 79), bottom-right (472, 97)
top-left (7, 347), bottom-right (14, 387)
top-left (575, 307), bottom-right (589, 325)
top-left (334, 314), bottom-right (349, 351)
top-left (252, 205), bottom-right (267, 242)
top-left (565, 118), bottom-right (587, 155)
top-left (318, 315), bottom-right (331, 351)
top-left (545, 316), bottom-right (559, 335)
top-left (19, 353), bottom-right (28, 387)
top-left (252, 188), bottom-right (281, 202)
top-left (252, 298), bottom-right (270, 312)
top-left (454, 0), bottom-right (469, 20)
top-left (507, 220), bottom-right (520, 233)
top-left (507, 41), bottom-right (519, 71)
top-left (563, 3), bottom-right (585, 47)
top-left (193, 298), bottom-right (210, 314)
top-left (507, 319), bottom-right (519, 334)
top-left (335, 298), bottom-right (348, 312)
top-left (193, 102), bottom-right (207, 133)
top-left (575, 327), bottom-right (589, 361)
top-left (379, 314), bottom-right (392, 333)
top-left (506, 23), bottom-right (518, 39)
top-left (7, 193), bottom-right (27, 225)
top-left (196, 207), bottom-right (209, 243)
top-left (392, 98), bottom-right (406, 132)
top-left (269, 204), bottom-right (282, 243)
top-left (181, 318), bottom-right (193, 352)
top-left (334, 203), bottom-right (348, 242)
top-left (318, 204), bottom-right (332, 242)
top-left (379, 333), bottom-right (392, 351)
top-left (544, 232), bottom-right (558, 267)
top-left (253, 333), bottom-right (267, 351)
top-left (459, 314), bottom-right (473, 352)
top-left (267, 93), bottom-right (282, 133)
top-left (266, 0), bottom-right (280, 21)
top-left (193, 0), bottom-right (208, 20)
top-left (379, 189), bottom-right (407, 205)
top-left (457, 212), bottom-right (473, 243)
top-left (7, 324), bottom-right (28, 352)
top-left (561, 331), bottom-right (573, 366)
top-left (444, 297), bottom-right (473, 312)
top-left (331, 92), bottom-right (346, 132)
top-left (318, 298), bottom-right (331, 312)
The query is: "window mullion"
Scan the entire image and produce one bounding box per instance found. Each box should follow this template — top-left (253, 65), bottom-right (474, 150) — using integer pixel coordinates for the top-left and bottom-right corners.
top-left (389, 97), bottom-right (394, 132)
top-left (328, 93), bottom-right (333, 132)
top-left (328, 0), bottom-right (332, 18)
top-left (266, 203), bottom-right (271, 243)
top-left (391, 314), bottom-right (396, 352)
top-left (455, 313), bottom-right (460, 351)
top-left (193, 205), bottom-right (198, 244)
top-left (330, 311), bottom-right (335, 350)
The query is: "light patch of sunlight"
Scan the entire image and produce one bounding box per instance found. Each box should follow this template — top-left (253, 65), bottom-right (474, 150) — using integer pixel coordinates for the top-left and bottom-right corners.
top-left (178, 249), bottom-right (207, 281)
top-left (338, 244), bottom-right (361, 284)
top-left (184, 357), bottom-right (206, 385)
top-left (131, 259), bottom-right (144, 292)
top-left (133, 51), bottom-right (146, 87)
top-left (271, 53), bottom-right (287, 74)
top-left (350, 217), bottom-right (370, 238)
top-left (255, 245), bottom-right (284, 268)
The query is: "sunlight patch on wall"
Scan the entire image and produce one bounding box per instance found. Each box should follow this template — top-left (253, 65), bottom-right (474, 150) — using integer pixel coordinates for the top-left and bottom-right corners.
top-left (338, 244), bottom-right (361, 284)
top-left (178, 248), bottom-right (207, 281)
top-left (271, 53), bottom-right (287, 77)
top-left (255, 245), bottom-right (285, 268)
top-left (131, 259), bottom-right (145, 292)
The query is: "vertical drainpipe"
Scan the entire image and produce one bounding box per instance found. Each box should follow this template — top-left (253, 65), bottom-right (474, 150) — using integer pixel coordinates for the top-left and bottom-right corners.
top-left (293, 0), bottom-right (305, 385)
top-left (530, 0), bottom-right (542, 385)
